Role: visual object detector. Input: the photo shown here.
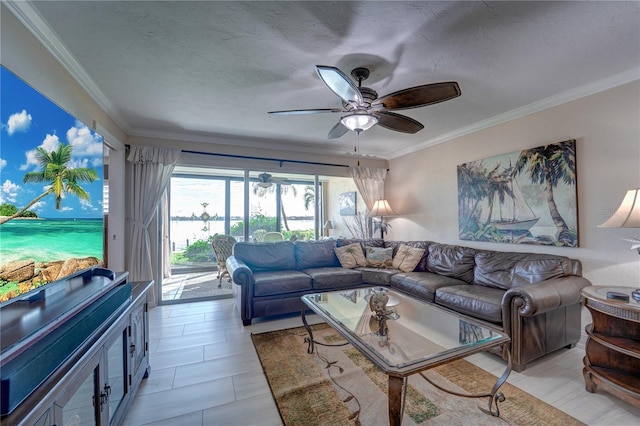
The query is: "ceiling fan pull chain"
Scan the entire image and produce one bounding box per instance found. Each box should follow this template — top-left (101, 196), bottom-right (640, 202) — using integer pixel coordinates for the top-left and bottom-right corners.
top-left (355, 131), bottom-right (361, 166)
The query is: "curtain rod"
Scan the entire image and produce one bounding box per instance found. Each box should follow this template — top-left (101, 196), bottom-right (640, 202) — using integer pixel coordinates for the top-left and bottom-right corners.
top-left (181, 149), bottom-right (350, 168)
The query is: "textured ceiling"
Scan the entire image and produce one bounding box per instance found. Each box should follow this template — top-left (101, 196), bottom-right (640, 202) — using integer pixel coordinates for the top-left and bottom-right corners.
top-left (14, 1), bottom-right (640, 159)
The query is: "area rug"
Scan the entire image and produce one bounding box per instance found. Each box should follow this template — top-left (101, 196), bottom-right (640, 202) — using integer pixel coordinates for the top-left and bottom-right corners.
top-left (251, 324), bottom-right (584, 426)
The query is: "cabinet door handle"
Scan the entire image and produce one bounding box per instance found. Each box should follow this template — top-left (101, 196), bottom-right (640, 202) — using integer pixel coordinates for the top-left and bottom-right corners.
top-left (130, 343), bottom-right (136, 354)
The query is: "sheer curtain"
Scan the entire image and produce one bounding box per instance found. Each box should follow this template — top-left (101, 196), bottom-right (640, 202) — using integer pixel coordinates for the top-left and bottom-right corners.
top-left (127, 145), bottom-right (180, 306)
top-left (349, 166), bottom-right (387, 211)
top-left (161, 191), bottom-right (172, 279)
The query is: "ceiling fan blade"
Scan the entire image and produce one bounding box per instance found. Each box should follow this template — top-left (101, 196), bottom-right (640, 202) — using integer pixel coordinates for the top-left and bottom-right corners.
top-left (316, 65), bottom-right (364, 106)
top-left (374, 111), bottom-right (424, 134)
top-left (271, 177), bottom-right (290, 185)
top-left (373, 82), bottom-right (461, 111)
top-left (327, 121), bottom-right (349, 139)
top-left (268, 108), bottom-right (342, 115)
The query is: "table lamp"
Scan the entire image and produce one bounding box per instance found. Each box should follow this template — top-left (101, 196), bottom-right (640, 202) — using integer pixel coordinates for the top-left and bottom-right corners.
top-left (323, 220), bottom-right (333, 237)
top-left (369, 199), bottom-right (397, 239)
top-left (599, 188), bottom-right (640, 254)
top-left (599, 188), bottom-right (640, 301)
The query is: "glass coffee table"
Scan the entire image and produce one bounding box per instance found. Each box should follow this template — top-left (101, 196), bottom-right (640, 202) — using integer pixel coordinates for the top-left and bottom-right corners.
top-left (301, 287), bottom-right (511, 426)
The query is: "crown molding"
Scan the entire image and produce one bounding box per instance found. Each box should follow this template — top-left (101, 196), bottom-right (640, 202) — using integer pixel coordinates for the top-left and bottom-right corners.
top-left (388, 68), bottom-right (640, 159)
top-left (4, 0), bottom-right (131, 132)
top-left (128, 127), bottom-right (385, 160)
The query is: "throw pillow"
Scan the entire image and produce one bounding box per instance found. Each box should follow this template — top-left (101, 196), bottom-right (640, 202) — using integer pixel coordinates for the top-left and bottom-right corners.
top-left (335, 243), bottom-right (367, 269)
top-left (392, 244), bottom-right (425, 272)
top-left (365, 246), bottom-right (393, 268)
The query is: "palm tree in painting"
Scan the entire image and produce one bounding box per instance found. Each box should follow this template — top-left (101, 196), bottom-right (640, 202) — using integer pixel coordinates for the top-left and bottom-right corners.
top-left (0, 144), bottom-right (98, 225)
top-left (457, 161), bottom-right (490, 234)
top-left (513, 140), bottom-right (576, 244)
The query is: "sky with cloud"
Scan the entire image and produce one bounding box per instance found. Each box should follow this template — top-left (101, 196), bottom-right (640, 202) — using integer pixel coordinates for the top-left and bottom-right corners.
top-left (1, 66), bottom-right (104, 219)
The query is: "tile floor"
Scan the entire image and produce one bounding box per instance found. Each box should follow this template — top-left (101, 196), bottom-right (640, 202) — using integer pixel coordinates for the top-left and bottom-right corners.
top-left (161, 272), bottom-right (233, 301)
top-left (123, 298), bottom-right (640, 425)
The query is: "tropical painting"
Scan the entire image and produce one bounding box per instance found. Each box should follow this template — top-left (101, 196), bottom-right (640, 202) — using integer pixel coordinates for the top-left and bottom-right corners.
top-left (0, 66), bottom-right (105, 303)
top-left (457, 139), bottom-right (578, 247)
top-left (339, 191), bottom-right (357, 216)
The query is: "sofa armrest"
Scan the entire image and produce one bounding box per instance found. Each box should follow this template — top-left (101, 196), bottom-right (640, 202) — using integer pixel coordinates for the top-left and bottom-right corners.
top-left (226, 255), bottom-right (256, 325)
top-left (502, 276), bottom-right (591, 371)
top-left (226, 256), bottom-right (254, 287)
top-left (503, 276), bottom-right (592, 317)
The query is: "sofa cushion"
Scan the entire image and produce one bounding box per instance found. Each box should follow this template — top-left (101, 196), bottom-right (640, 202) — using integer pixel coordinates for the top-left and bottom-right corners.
top-left (435, 285), bottom-right (504, 324)
top-left (233, 241), bottom-right (296, 272)
top-left (390, 272), bottom-right (468, 302)
top-left (385, 241), bottom-right (431, 271)
top-left (427, 243), bottom-right (476, 283)
top-left (295, 240), bottom-right (340, 270)
top-left (365, 247), bottom-right (394, 268)
top-left (252, 270), bottom-right (312, 297)
top-left (303, 267), bottom-right (363, 290)
top-left (335, 243), bottom-right (367, 268)
top-left (392, 244), bottom-right (426, 272)
top-left (336, 238), bottom-right (385, 248)
top-left (357, 267), bottom-right (400, 286)
top-left (474, 251), bottom-right (572, 290)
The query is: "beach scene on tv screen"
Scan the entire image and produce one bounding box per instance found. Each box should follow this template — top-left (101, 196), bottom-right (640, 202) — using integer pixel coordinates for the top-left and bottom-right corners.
top-left (0, 66), bottom-right (104, 303)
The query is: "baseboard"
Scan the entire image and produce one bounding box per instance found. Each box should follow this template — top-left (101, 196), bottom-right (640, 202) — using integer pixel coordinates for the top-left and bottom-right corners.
top-left (576, 330), bottom-right (588, 349)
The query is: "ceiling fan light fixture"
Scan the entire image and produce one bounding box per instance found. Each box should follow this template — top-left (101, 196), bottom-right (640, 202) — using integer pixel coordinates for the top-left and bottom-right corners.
top-left (340, 113), bottom-right (378, 133)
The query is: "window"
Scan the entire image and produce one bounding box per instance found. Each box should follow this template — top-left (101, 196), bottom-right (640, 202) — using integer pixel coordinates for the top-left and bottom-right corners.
top-left (161, 167), bottom-right (325, 303)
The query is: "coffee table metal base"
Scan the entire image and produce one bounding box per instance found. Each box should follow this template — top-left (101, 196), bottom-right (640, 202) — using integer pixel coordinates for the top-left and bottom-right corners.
top-left (301, 309), bottom-right (512, 425)
top-left (418, 350), bottom-right (511, 417)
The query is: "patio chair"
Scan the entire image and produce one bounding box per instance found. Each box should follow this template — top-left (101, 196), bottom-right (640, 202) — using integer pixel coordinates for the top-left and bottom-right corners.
top-left (263, 232), bottom-right (284, 242)
top-left (252, 229), bottom-right (267, 242)
top-left (211, 235), bottom-right (236, 287)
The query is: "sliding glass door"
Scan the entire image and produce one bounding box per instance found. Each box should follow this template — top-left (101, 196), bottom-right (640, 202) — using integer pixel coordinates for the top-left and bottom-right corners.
top-left (160, 167), bottom-right (323, 304)
top-left (162, 168), bottom-right (243, 303)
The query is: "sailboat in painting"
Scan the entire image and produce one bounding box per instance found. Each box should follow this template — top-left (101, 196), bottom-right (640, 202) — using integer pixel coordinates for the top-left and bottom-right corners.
top-left (483, 166), bottom-right (539, 233)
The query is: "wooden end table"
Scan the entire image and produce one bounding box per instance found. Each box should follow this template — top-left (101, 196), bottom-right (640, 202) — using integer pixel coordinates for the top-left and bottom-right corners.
top-left (581, 286), bottom-right (640, 407)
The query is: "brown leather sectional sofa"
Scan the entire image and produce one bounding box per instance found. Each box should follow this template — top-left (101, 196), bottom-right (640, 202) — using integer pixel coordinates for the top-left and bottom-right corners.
top-left (226, 238), bottom-right (591, 371)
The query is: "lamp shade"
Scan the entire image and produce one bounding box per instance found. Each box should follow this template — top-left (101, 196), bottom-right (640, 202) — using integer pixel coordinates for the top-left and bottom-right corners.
top-left (323, 220), bottom-right (334, 230)
top-left (599, 188), bottom-right (640, 228)
top-left (369, 199), bottom-right (397, 217)
top-left (341, 113), bottom-right (378, 133)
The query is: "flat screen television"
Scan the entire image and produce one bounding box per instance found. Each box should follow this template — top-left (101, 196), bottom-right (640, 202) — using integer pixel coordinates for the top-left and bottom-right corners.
top-left (0, 66), bottom-right (105, 303)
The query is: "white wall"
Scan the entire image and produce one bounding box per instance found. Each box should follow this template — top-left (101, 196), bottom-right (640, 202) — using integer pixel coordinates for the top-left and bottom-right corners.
top-left (387, 81), bottom-right (640, 329)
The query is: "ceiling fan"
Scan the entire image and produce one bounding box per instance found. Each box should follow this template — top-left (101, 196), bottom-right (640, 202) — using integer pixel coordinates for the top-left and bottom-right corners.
top-left (268, 65), bottom-right (461, 139)
top-left (256, 172), bottom-right (291, 188)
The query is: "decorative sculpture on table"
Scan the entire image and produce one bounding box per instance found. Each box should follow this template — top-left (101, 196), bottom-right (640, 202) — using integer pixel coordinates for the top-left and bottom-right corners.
top-left (368, 288), bottom-right (399, 344)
